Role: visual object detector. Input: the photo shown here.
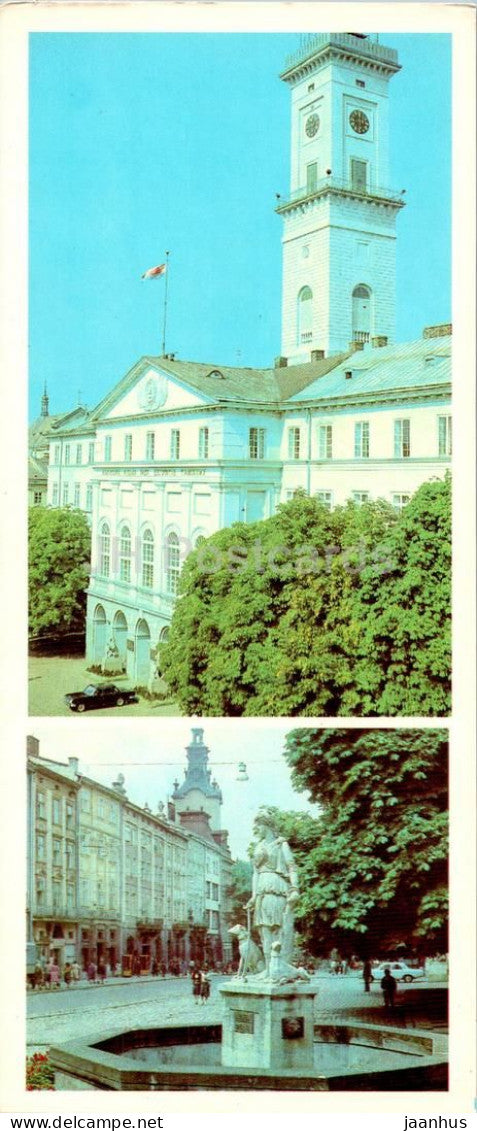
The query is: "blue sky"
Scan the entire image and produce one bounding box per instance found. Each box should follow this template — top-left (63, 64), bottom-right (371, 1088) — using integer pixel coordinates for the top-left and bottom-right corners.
top-left (29, 32), bottom-right (451, 418)
top-left (27, 721), bottom-right (320, 858)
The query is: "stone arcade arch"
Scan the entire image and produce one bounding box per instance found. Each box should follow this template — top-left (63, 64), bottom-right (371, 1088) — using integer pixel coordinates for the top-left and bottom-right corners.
top-left (112, 610), bottom-right (128, 668)
top-left (134, 617), bottom-right (151, 687)
top-left (92, 604), bottom-right (107, 665)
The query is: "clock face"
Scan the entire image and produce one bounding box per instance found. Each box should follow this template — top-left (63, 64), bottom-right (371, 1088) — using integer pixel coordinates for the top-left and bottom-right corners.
top-left (349, 109), bottom-right (370, 135)
top-left (305, 113), bottom-right (320, 138)
top-left (138, 373), bottom-right (167, 411)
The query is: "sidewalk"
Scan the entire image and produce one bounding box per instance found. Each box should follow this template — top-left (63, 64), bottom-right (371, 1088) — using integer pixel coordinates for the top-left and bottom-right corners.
top-left (28, 972), bottom-right (189, 994)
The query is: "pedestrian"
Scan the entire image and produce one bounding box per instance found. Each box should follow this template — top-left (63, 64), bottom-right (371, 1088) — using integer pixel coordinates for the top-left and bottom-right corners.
top-left (192, 969), bottom-right (201, 1002)
top-left (199, 970), bottom-right (210, 1003)
top-left (160, 962), bottom-right (167, 978)
top-left (363, 958), bottom-right (373, 993)
top-left (49, 961), bottom-right (60, 990)
top-left (70, 960), bottom-right (80, 983)
top-left (381, 967), bottom-right (397, 1011)
top-left (152, 958), bottom-right (159, 976)
top-left (97, 960), bottom-right (107, 984)
top-left (87, 960), bottom-right (97, 984)
top-left (63, 962), bottom-right (72, 987)
top-left (33, 961), bottom-right (44, 991)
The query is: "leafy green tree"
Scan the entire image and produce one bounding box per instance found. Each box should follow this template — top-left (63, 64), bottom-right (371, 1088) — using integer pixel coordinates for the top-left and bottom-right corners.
top-left (29, 507), bottom-right (91, 639)
top-left (225, 859), bottom-right (253, 927)
top-left (265, 728), bottom-right (448, 958)
top-left (162, 479), bottom-right (450, 716)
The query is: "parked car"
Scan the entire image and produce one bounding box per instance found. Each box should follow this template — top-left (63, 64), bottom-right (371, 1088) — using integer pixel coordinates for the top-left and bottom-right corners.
top-left (371, 960), bottom-right (425, 984)
top-left (65, 683), bottom-right (138, 712)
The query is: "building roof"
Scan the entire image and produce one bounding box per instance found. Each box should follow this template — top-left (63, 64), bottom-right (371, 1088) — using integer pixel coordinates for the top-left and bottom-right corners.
top-left (29, 406), bottom-right (93, 450)
top-left (289, 335), bottom-right (451, 404)
top-left (28, 455), bottom-right (48, 483)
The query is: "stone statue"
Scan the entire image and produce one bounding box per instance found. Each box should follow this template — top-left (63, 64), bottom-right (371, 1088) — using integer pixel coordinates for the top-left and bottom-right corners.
top-left (244, 812), bottom-right (309, 984)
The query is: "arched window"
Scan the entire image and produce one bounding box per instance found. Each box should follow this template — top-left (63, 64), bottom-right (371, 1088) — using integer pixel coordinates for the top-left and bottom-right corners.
top-left (297, 286), bottom-right (313, 345)
top-left (352, 284), bottom-right (372, 343)
top-left (119, 525), bottom-right (132, 583)
top-left (142, 529), bottom-right (154, 589)
top-left (99, 522), bottom-right (110, 578)
top-left (165, 532), bottom-right (181, 596)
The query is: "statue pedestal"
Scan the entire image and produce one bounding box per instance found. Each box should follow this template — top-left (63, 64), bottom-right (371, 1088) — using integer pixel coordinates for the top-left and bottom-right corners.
top-left (220, 980), bottom-right (316, 1072)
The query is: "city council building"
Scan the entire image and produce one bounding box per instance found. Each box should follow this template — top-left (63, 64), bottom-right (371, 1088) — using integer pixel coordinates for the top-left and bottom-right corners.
top-left (40, 33), bottom-right (451, 687)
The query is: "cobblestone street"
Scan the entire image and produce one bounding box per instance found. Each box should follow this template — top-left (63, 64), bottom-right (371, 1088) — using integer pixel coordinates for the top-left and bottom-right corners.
top-left (27, 973), bottom-right (448, 1056)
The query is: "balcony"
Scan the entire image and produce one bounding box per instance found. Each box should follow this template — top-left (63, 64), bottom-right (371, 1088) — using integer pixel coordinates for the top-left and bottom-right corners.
top-left (276, 175), bottom-right (406, 214)
top-left (281, 33), bottom-right (399, 79)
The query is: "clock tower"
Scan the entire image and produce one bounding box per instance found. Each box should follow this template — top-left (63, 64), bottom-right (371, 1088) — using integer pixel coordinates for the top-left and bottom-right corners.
top-left (277, 33), bottom-right (405, 361)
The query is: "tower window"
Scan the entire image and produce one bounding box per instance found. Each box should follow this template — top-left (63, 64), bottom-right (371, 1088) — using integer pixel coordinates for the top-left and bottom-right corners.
top-left (306, 163), bottom-right (318, 194)
top-left (297, 286), bottom-right (313, 346)
top-left (351, 159), bottom-right (367, 192)
top-left (352, 284), bottom-right (372, 344)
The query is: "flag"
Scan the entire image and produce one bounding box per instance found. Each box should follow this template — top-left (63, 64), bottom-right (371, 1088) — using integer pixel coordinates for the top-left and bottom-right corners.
top-left (141, 263), bottom-right (167, 279)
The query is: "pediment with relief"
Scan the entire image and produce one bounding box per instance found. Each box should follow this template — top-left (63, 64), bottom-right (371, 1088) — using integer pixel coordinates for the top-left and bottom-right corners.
top-left (98, 363), bottom-right (209, 420)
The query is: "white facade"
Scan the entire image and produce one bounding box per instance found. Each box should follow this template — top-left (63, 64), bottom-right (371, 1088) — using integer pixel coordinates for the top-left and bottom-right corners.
top-left (43, 34), bottom-right (451, 684)
top-left (278, 33), bottom-right (403, 361)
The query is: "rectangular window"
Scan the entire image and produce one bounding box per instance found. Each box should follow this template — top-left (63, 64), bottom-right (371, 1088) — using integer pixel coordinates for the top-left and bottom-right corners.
top-left (124, 434), bottom-right (133, 461)
top-left (66, 803), bottom-right (74, 829)
top-left (54, 444), bottom-right (61, 465)
top-left (81, 789), bottom-right (91, 812)
top-left (438, 415), bottom-right (452, 456)
top-left (86, 484), bottom-right (93, 512)
top-left (394, 419), bottom-right (411, 458)
top-left (198, 426), bottom-right (209, 459)
top-left (67, 884), bottom-right (75, 910)
top-left (392, 493), bottom-right (411, 513)
top-left (352, 491), bottom-right (369, 505)
top-left (354, 422), bottom-right (370, 458)
top-left (212, 883), bottom-right (219, 900)
top-left (75, 444), bottom-right (82, 465)
top-left (146, 432), bottom-right (155, 460)
top-left (52, 483), bottom-right (59, 506)
top-left (318, 425), bottom-right (333, 459)
top-left (37, 793), bottom-right (46, 819)
top-left (306, 162), bottom-right (318, 194)
top-left (74, 483), bottom-right (81, 508)
top-left (315, 491), bottom-right (333, 510)
top-left (288, 426), bottom-right (301, 459)
top-left (52, 881), bottom-right (62, 909)
top-left (66, 841), bottom-right (74, 869)
top-left (64, 444), bottom-right (71, 466)
top-left (142, 532), bottom-right (154, 588)
top-left (37, 833), bottom-right (45, 860)
top-left (53, 838), bottom-right (61, 864)
top-left (52, 798), bottom-right (61, 825)
top-left (104, 435), bottom-right (112, 462)
top-left (249, 427), bottom-right (265, 460)
top-left (88, 441), bottom-right (95, 463)
top-left (34, 490), bottom-right (42, 505)
top-left (351, 158), bottom-right (367, 192)
top-left (170, 429), bottom-right (180, 460)
top-left (62, 483), bottom-right (69, 505)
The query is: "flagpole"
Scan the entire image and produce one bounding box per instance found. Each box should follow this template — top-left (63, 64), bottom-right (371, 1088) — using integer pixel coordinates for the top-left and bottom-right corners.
top-left (162, 250), bottom-right (170, 355)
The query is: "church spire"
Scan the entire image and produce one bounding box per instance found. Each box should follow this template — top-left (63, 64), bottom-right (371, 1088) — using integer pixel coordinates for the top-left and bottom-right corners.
top-left (40, 382), bottom-right (49, 418)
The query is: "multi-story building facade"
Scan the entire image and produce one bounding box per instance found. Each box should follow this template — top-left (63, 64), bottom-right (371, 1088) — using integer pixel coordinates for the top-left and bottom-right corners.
top-left (27, 730), bottom-right (233, 971)
top-left (41, 34), bottom-right (451, 685)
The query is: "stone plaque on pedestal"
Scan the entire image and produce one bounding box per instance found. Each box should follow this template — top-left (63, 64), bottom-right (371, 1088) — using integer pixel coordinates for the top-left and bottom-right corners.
top-left (220, 981), bottom-right (316, 1072)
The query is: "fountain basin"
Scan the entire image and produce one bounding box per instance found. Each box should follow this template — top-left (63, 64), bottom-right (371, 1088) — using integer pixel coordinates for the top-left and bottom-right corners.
top-left (50, 1021), bottom-right (447, 1091)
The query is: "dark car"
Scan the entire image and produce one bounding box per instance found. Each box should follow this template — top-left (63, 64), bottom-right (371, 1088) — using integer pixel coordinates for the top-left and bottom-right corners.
top-left (65, 683), bottom-right (138, 712)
